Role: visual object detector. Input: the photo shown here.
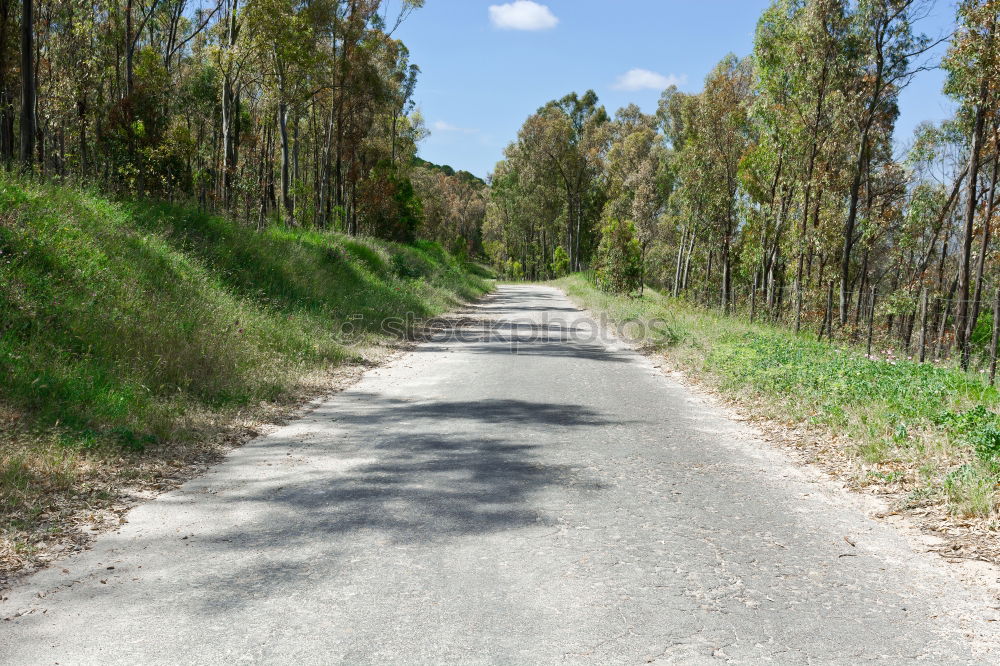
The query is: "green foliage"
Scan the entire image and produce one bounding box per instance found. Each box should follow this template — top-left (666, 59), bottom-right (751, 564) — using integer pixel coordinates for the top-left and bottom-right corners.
top-left (412, 156), bottom-right (486, 187)
top-left (483, 90), bottom-right (610, 278)
top-left (410, 161), bottom-right (487, 256)
top-left (0, 174), bottom-right (488, 452)
top-left (595, 219), bottom-right (642, 294)
top-left (360, 163), bottom-right (423, 243)
top-left (550, 246), bottom-right (570, 277)
top-left (501, 259), bottom-right (524, 280)
top-left (935, 406), bottom-right (1000, 464)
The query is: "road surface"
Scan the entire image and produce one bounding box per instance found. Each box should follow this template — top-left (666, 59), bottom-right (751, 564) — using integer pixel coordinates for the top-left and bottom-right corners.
top-left (3, 285), bottom-right (999, 664)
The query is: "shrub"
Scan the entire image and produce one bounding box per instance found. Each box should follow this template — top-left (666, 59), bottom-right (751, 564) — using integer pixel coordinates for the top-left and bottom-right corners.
top-left (595, 219), bottom-right (642, 294)
top-left (550, 246), bottom-right (570, 277)
top-left (503, 259), bottom-right (524, 280)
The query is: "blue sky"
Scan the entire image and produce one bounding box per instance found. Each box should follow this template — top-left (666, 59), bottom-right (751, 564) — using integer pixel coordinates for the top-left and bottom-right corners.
top-left (397, 0), bottom-right (959, 180)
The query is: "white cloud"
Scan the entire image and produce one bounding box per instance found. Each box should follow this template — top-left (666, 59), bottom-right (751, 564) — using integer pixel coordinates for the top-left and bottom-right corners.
top-left (488, 1), bottom-right (558, 31)
top-left (612, 69), bottom-right (687, 92)
top-left (433, 121), bottom-right (479, 134)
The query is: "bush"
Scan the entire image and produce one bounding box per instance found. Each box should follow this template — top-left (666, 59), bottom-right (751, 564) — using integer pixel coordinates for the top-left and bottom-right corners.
top-left (502, 259), bottom-right (524, 280)
top-left (550, 246), bottom-right (570, 277)
top-left (595, 219), bottom-right (642, 294)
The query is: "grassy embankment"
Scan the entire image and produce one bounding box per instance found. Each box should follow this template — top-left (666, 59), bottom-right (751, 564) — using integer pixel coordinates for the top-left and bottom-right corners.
top-left (0, 174), bottom-right (490, 572)
top-left (558, 274), bottom-right (1000, 521)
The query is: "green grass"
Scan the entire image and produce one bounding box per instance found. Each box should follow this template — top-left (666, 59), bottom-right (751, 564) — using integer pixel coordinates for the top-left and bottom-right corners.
top-left (557, 274), bottom-right (1000, 519)
top-left (0, 173), bottom-right (490, 569)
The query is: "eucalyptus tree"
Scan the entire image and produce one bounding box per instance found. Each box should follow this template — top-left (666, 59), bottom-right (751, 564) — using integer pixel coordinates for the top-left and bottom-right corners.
top-left (479, 0), bottom-right (1000, 362)
top-left (753, 0), bottom-right (853, 323)
top-left (517, 91), bottom-right (609, 271)
top-left (838, 0), bottom-right (934, 325)
top-left (245, 0), bottom-right (326, 223)
top-left (411, 163), bottom-right (486, 255)
top-left (1, 0), bottom-right (430, 244)
top-left (603, 104), bottom-right (668, 293)
top-left (671, 55), bottom-right (754, 311)
top-left (944, 0), bottom-right (999, 366)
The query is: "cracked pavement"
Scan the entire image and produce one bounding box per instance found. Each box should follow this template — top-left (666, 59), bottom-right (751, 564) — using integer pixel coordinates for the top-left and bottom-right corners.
top-left (2, 285), bottom-right (1000, 664)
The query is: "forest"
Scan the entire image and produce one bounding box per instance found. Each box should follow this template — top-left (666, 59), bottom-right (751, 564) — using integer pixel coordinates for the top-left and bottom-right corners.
top-left (7, 0), bottom-right (998, 374)
top-left (0, 0), bottom-right (484, 251)
top-left (485, 0), bottom-right (1000, 371)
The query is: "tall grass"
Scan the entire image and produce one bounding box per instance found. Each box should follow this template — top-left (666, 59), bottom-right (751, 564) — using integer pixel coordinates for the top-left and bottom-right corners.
top-left (558, 274), bottom-right (1000, 520)
top-left (0, 174), bottom-right (489, 568)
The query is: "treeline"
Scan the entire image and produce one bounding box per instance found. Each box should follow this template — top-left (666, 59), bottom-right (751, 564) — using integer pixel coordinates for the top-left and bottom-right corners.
top-left (485, 0), bottom-right (1000, 368)
top-left (0, 0), bottom-right (483, 248)
top-left (411, 156), bottom-right (487, 256)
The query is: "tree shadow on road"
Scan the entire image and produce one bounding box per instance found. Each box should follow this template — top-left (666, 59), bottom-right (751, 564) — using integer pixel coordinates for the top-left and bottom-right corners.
top-left (413, 319), bottom-right (632, 363)
top-left (138, 397), bottom-right (613, 617)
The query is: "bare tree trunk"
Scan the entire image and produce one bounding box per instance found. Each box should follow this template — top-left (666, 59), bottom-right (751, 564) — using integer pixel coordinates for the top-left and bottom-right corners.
top-left (957, 90), bottom-right (988, 368)
top-left (721, 219), bottom-right (732, 314)
top-left (125, 0), bottom-right (134, 97)
top-left (292, 109), bottom-right (299, 217)
top-left (319, 104), bottom-right (334, 226)
top-left (220, 0), bottom-right (239, 207)
top-left (0, 0), bottom-right (14, 164)
top-left (918, 288), bottom-right (929, 362)
top-left (279, 100), bottom-right (293, 223)
top-left (673, 226), bottom-right (685, 297)
top-left (682, 232), bottom-right (695, 292)
top-left (991, 288), bottom-right (1000, 384)
top-left (19, 0), bottom-right (34, 169)
top-left (936, 277), bottom-right (959, 360)
top-left (966, 153), bottom-right (999, 362)
top-left (574, 192), bottom-right (583, 271)
top-left (840, 123), bottom-right (870, 326)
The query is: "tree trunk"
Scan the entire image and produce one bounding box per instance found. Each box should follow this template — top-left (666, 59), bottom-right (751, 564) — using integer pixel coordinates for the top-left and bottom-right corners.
top-left (125, 0), bottom-right (134, 97)
top-left (574, 192), bottom-right (582, 271)
top-left (965, 153), bottom-right (999, 365)
top-left (220, 0), bottom-right (239, 207)
top-left (19, 0), bottom-right (34, 169)
top-left (673, 226), bottom-right (685, 297)
top-left (839, 123), bottom-right (870, 325)
top-left (279, 101), bottom-right (293, 223)
top-left (0, 0), bottom-right (14, 163)
top-left (956, 89), bottom-right (988, 369)
top-left (721, 230), bottom-right (731, 314)
top-left (682, 232), bottom-right (695, 292)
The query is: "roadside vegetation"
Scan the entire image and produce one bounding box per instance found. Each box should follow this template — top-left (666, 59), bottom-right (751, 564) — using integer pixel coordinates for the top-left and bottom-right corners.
top-left (559, 273), bottom-right (1000, 523)
top-left (0, 175), bottom-right (490, 575)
